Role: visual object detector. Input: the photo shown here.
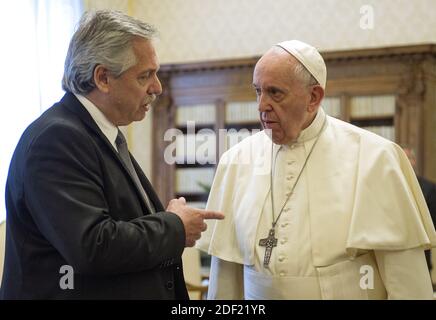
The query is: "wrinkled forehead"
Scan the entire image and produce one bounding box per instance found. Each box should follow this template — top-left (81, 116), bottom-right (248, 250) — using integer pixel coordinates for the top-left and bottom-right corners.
top-left (253, 47), bottom-right (299, 82)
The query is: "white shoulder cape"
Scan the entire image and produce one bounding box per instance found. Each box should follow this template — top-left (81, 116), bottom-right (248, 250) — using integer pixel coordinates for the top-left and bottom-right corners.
top-left (197, 115), bottom-right (436, 267)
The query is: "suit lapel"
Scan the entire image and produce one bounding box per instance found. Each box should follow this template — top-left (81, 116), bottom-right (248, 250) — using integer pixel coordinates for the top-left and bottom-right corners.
top-left (131, 157), bottom-right (165, 212)
top-left (60, 93), bottom-right (118, 153)
top-left (60, 93), bottom-right (156, 214)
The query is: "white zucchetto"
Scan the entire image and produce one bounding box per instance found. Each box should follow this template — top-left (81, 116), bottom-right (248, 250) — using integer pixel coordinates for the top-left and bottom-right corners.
top-left (276, 40), bottom-right (327, 89)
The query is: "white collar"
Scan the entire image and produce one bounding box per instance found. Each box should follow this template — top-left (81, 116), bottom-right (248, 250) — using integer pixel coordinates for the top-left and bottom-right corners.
top-left (295, 107), bottom-right (326, 144)
top-left (74, 93), bottom-right (118, 150)
top-left (272, 107), bottom-right (326, 155)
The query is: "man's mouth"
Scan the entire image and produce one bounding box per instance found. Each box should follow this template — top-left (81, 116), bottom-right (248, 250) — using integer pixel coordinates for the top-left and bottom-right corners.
top-left (263, 120), bottom-right (278, 126)
top-left (263, 122), bottom-right (280, 131)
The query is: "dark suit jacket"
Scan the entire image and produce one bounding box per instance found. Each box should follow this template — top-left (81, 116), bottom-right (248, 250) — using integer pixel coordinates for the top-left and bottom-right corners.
top-left (418, 177), bottom-right (436, 223)
top-left (0, 93), bottom-right (189, 299)
top-left (418, 176), bottom-right (436, 272)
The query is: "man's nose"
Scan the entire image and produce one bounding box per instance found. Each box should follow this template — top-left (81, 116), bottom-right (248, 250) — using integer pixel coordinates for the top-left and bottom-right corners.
top-left (258, 93), bottom-right (272, 112)
top-left (149, 75), bottom-right (163, 96)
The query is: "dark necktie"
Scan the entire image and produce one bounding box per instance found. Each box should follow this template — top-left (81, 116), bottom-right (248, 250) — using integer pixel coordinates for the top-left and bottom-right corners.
top-left (116, 129), bottom-right (155, 214)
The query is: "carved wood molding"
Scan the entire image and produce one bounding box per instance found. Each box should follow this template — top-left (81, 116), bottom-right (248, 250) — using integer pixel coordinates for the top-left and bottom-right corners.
top-left (396, 62), bottom-right (427, 174)
top-left (152, 43), bottom-right (436, 192)
top-left (152, 73), bottom-right (176, 203)
top-left (158, 44), bottom-right (436, 75)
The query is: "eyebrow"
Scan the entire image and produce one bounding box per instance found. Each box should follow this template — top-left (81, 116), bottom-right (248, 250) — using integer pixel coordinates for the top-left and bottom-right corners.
top-left (138, 68), bottom-right (159, 76)
top-left (252, 84), bottom-right (284, 93)
top-left (268, 86), bottom-right (284, 93)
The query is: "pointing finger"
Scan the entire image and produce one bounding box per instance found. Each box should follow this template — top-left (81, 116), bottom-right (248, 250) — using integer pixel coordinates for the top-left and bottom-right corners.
top-left (201, 210), bottom-right (225, 220)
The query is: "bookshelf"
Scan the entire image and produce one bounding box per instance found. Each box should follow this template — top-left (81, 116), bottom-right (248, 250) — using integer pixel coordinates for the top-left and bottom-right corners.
top-left (171, 101), bottom-right (262, 209)
top-left (153, 44), bottom-right (436, 206)
top-left (152, 44), bottom-right (436, 272)
top-left (173, 103), bottom-right (216, 208)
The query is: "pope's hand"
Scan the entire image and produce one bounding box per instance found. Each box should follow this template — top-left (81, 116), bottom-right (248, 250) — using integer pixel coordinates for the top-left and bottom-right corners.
top-left (166, 197), bottom-right (225, 247)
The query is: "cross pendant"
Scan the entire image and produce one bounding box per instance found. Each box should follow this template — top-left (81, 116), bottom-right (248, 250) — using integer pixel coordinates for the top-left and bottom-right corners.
top-left (258, 228), bottom-right (278, 267)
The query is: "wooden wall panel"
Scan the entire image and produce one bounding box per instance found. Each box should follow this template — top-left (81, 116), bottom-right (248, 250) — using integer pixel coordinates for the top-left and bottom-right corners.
top-left (153, 44), bottom-right (436, 200)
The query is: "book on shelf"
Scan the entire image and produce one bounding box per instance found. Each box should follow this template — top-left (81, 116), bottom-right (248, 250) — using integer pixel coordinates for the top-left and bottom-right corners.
top-left (226, 101), bottom-right (259, 124)
top-left (176, 103), bottom-right (216, 126)
top-left (175, 167), bottom-right (215, 194)
top-left (350, 95), bottom-right (395, 118)
top-left (322, 97), bottom-right (341, 118)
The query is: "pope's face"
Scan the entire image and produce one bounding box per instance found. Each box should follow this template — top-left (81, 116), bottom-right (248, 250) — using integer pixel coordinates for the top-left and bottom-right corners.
top-left (106, 38), bottom-right (162, 126)
top-left (253, 48), bottom-right (318, 145)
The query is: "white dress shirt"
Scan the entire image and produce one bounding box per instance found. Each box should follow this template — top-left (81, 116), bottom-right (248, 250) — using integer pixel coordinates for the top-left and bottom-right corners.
top-left (74, 93), bottom-right (118, 151)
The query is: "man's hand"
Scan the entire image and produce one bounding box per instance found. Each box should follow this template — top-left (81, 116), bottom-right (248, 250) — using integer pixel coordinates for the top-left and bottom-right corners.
top-left (166, 197), bottom-right (224, 247)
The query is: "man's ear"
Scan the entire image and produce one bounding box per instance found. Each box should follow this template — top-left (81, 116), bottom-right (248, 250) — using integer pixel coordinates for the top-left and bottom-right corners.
top-left (93, 65), bottom-right (111, 93)
top-left (307, 85), bottom-right (325, 113)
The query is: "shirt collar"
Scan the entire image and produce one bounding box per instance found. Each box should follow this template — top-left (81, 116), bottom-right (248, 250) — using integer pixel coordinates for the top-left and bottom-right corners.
top-left (295, 107), bottom-right (326, 144)
top-left (74, 93), bottom-right (119, 150)
top-left (272, 107), bottom-right (327, 153)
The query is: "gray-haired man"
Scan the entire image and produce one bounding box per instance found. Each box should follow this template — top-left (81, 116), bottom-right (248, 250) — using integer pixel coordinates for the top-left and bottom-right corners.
top-left (1, 10), bottom-right (223, 299)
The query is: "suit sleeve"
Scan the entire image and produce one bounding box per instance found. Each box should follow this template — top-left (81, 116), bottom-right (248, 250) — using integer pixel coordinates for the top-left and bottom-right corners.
top-left (23, 123), bottom-right (185, 275)
top-left (427, 182), bottom-right (436, 225)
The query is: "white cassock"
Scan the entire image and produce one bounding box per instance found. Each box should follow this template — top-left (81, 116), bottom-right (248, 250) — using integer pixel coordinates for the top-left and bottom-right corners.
top-left (196, 107), bottom-right (436, 300)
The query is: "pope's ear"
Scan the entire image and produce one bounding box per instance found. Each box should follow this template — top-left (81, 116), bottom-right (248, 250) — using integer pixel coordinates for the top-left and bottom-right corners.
top-left (308, 85), bottom-right (324, 113)
top-left (93, 65), bottom-right (111, 93)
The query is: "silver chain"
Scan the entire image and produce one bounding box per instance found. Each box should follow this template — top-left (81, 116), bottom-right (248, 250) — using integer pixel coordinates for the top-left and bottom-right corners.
top-left (270, 120), bottom-right (326, 228)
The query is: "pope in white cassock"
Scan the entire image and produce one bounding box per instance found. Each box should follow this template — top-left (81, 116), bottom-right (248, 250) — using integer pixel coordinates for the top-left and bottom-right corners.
top-left (196, 40), bottom-right (436, 299)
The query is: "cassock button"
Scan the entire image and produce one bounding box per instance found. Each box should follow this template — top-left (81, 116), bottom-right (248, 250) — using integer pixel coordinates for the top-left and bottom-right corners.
top-left (281, 222), bottom-right (288, 228)
top-left (286, 176), bottom-right (293, 181)
top-left (278, 255), bottom-right (285, 262)
top-left (279, 271), bottom-right (286, 277)
top-left (284, 207), bottom-right (290, 212)
top-left (280, 238), bottom-right (287, 244)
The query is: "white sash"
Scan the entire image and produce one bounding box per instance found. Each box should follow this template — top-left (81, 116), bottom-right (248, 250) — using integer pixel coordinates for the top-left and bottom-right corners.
top-left (315, 252), bottom-right (387, 300)
top-left (244, 253), bottom-right (387, 300)
top-left (243, 266), bottom-right (322, 300)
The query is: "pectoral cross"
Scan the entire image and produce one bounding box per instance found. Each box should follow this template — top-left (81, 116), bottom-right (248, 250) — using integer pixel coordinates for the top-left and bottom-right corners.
top-left (258, 228), bottom-right (278, 267)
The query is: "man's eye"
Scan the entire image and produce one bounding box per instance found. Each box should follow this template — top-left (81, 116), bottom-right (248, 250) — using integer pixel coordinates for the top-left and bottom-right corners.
top-left (270, 89), bottom-right (283, 98)
top-left (254, 88), bottom-right (261, 96)
top-left (138, 75), bottom-right (150, 85)
top-left (139, 73), bottom-right (151, 80)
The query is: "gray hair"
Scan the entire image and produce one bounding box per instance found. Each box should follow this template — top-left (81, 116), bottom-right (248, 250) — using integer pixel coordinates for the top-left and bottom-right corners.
top-left (293, 60), bottom-right (319, 87)
top-left (62, 10), bottom-right (158, 94)
top-left (270, 46), bottom-right (319, 87)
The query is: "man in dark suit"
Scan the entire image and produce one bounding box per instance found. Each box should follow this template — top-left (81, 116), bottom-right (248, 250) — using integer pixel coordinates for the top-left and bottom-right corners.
top-left (0, 10), bottom-right (223, 299)
top-left (418, 176), bottom-right (436, 270)
top-left (403, 147), bottom-right (436, 272)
